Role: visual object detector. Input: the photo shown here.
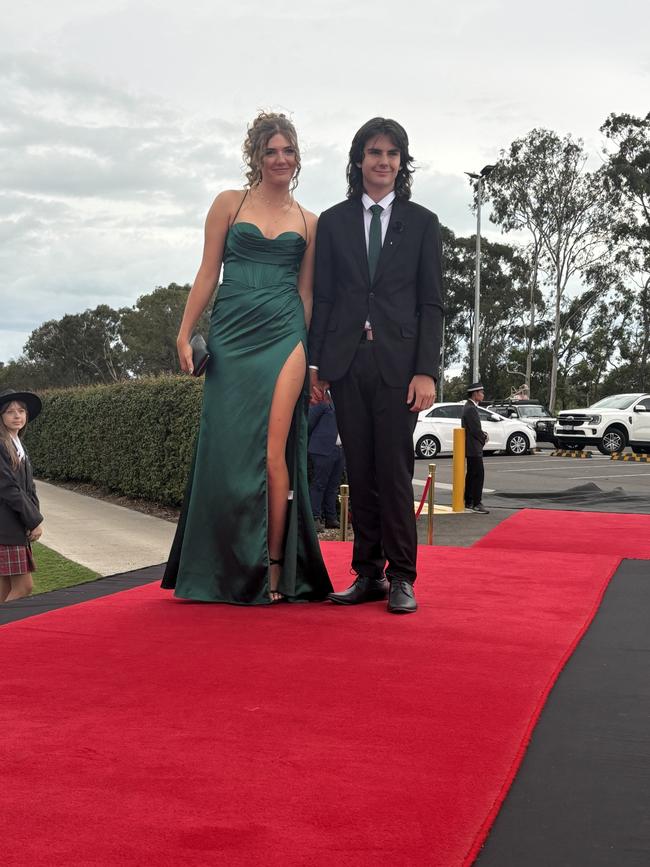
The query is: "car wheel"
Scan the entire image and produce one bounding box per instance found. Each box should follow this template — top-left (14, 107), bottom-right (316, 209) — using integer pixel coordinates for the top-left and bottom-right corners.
top-left (505, 432), bottom-right (529, 455)
top-left (416, 435), bottom-right (440, 459)
top-left (598, 427), bottom-right (627, 455)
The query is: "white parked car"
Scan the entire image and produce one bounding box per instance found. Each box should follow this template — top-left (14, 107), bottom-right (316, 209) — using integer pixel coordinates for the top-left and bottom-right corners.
top-left (555, 393), bottom-right (650, 454)
top-left (414, 402), bottom-right (537, 458)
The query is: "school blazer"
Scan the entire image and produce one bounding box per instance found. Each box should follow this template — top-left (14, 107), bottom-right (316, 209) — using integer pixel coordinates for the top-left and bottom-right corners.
top-left (0, 443), bottom-right (42, 545)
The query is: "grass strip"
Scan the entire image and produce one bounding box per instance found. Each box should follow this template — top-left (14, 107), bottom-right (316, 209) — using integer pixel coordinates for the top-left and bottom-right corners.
top-left (31, 543), bottom-right (99, 594)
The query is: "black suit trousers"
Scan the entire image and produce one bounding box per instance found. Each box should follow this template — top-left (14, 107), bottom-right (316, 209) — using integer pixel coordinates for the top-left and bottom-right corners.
top-left (464, 456), bottom-right (485, 507)
top-left (330, 341), bottom-right (418, 584)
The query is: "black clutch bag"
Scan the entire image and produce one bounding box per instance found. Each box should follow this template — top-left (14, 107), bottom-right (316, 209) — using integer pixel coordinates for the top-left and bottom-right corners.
top-left (189, 334), bottom-right (210, 377)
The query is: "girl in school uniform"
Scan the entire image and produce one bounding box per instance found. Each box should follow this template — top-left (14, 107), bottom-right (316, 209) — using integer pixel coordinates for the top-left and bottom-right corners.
top-left (0, 389), bottom-right (44, 602)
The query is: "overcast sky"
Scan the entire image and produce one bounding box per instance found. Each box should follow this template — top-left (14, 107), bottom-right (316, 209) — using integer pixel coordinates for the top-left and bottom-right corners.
top-left (1, 0), bottom-right (648, 362)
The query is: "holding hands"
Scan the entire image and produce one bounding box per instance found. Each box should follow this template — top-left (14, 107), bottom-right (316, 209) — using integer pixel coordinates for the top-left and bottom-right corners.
top-left (310, 369), bottom-right (330, 404)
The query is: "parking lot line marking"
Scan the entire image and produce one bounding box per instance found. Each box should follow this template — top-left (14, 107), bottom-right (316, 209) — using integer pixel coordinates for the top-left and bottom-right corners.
top-left (488, 458), bottom-right (611, 469)
top-left (567, 472), bottom-right (650, 479)
top-left (411, 478), bottom-right (496, 493)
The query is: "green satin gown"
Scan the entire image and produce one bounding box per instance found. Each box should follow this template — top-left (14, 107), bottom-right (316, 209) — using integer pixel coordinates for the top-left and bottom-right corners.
top-left (161, 221), bottom-right (333, 604)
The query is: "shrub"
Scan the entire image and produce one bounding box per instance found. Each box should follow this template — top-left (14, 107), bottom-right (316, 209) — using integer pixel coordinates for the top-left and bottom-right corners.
top-left (24, 376), bottom-right (203, 505)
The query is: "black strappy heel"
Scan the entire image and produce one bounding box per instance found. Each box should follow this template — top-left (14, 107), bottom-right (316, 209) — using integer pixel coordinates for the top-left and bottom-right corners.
top-left (268, 557), bottom-right (286, 603)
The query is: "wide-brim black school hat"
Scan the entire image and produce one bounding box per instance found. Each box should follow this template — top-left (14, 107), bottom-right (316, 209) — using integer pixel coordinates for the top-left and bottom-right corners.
top-left (466, 381), bottom-right (485, 395)
top-left (0, 388), bottom-right (42, 421)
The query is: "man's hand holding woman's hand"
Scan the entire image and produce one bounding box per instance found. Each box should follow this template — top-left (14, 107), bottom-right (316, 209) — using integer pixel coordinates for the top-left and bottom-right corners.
top-left (310, 369), bottom-right (330, 404)
top-left (177, 336), bottom-right (194, 375)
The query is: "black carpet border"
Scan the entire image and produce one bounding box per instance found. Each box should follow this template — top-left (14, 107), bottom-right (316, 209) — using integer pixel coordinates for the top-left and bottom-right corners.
top-left (476, 557), bottom-right (650, 866)
top-left (0, 564), bottom-right (164, 626)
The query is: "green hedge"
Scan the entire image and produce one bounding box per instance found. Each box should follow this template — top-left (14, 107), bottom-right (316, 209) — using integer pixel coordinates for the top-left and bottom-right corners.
top-left (24, 376), bottom-right (203, 505)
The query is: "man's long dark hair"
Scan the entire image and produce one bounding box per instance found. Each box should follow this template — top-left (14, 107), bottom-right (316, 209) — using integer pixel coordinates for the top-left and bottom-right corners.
top-left (346, 117), bottom-right (415, 200)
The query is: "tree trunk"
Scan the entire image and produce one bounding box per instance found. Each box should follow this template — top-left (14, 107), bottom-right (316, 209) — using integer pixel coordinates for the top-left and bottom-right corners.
top-left (525, 250), bottom-right (539, 393)
top-left (548, 267), bottom-right (562, 412)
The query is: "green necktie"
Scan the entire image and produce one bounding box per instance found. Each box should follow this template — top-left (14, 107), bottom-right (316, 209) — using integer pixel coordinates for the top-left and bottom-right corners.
top-left (367, 204), bottom-right (383, 282)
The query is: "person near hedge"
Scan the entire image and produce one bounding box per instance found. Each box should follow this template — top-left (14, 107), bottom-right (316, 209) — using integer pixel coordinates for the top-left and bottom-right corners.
top-left (462, 381), bottom-right (490, 514)
top-left (162, 111), bottom-right (332, 604)
top-left (0, 389), bottom-right (44, 602)
top-left (308, 392), bottom-right (344, 531)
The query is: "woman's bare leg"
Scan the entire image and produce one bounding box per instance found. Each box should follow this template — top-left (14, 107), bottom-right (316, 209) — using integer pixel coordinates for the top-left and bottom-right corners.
top-left (5, 572), bottom-right (33, 601)
top-left (267, 343), bottom-right (306, 599)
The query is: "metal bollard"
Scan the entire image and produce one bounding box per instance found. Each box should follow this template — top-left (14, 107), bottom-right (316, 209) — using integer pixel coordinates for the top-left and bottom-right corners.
top-left (339, 484), bottom-right (350, 542)
top-left (452, 428), bottom-right (466, 512)
top-left (427, 463), bottom-right (436, 544)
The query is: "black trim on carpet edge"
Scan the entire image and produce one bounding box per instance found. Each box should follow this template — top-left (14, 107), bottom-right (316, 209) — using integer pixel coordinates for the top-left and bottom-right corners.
top-left (0, 564), bottom-right (165, 626)
top-left (476, 558), bottom-right (650, 867)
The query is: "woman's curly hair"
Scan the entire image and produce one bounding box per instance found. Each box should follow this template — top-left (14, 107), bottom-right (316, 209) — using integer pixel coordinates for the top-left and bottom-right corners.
top-left (346, 117), bottom-right (415, 200)
top-left (242, 111), bottom-right (301, 190)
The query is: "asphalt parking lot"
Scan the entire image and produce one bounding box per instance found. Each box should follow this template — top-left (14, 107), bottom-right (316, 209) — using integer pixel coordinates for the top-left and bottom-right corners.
top-left (413, 444), bottom-right (650, 513)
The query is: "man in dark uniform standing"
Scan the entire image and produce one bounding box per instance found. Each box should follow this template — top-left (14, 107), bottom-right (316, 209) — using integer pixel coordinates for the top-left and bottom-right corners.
top-left (462, 382), bottom-right (489, 514)
top-left (308, 394), bottom-right (344, 530)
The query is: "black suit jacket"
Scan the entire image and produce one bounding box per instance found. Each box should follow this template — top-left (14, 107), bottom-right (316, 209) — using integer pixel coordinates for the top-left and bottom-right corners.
top-left (462, 400), bottom-right (488, 457)
top-left (309, 197), bottom-right (444, 388)
top-left (0, 443), bottom-right (42, 544)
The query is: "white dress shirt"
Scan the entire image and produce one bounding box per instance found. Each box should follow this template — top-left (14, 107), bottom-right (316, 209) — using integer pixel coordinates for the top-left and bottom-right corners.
top-left (11, 434), bottom-right (25, 462)
top-left (310, 191), bottom-right (396, 371)
top-left (362, 191), bottom-right (395, 329)
top-left (361, 191), bottom-right (396, 249)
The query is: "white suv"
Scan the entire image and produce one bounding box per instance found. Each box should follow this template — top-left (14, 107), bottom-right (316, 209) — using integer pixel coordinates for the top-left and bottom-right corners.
top-left (554, 393), bottom-right (650, 454)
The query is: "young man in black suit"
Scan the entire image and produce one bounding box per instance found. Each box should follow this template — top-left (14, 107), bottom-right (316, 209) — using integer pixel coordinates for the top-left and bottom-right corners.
top-left (309, 117), bottom-right (444, 614)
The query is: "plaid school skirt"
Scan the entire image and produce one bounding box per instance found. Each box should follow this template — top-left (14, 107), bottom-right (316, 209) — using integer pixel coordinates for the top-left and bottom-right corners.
top-left (0, 544), bottom-right (36, 576)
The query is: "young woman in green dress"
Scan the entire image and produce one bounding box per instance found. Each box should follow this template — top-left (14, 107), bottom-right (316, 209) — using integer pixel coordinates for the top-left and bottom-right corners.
top-left (162, 112), bottom-right (332, 605)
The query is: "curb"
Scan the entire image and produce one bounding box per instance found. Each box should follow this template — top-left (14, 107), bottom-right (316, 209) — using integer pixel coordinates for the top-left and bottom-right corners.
top-left (550, 449), bottom-right (593, 459)
top-left (610, 452), bottom-right (650, 463)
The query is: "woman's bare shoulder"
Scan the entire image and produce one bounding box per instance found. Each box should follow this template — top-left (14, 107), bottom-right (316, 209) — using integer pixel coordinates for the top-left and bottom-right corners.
top-left (206, 189), bottom-right (247, 223)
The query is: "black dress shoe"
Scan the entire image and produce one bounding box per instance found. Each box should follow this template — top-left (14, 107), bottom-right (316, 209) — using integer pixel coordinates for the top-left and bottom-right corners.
top-left (328, 575), bottom-right (389, 605)
top-left (387, 580), bottom-right (417, 614)
top-left (324, 518), bottom-right (340, 529)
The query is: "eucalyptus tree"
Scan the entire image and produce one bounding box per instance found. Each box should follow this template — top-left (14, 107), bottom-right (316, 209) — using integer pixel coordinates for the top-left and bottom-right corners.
top-left (120, 283), bottom-right (212, 376)
top-left (600, 111), bottom-right (650, 388)
top-left (24, 305), bottom-right (127, 386)
top-left (442, 226), bottom-right (537, 397)
top-left (485, 129), bottom-right (611, 411)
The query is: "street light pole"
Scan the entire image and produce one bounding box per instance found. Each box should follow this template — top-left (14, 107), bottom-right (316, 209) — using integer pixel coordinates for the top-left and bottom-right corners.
top-left (465, 164), bottom-right (495, 383)
top-left (473, 177), bottom-right (482, 383)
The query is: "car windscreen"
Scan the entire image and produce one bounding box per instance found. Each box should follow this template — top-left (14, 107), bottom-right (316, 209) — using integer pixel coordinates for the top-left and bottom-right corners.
top-left (590, 394), bottom-right (643, 410)
top-left (517, 405), bottom-right (551, 417)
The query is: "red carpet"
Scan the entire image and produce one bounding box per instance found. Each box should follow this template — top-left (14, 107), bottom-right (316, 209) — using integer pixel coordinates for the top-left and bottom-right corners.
top-left (475, 508), bottom-right (650, 559)
top-left (0, 531), bottom-right (621, 866)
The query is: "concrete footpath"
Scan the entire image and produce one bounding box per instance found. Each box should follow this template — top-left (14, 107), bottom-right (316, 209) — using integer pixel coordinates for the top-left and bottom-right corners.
top-left (36, 481), bottom-right (176, 576)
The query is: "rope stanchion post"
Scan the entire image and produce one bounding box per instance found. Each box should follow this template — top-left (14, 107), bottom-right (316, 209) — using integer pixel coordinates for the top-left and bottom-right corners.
top-left (452, 428), bottom-right (466, 512)
top-left (427, 463), bottom-right (436, 544)
top-left (339, 484), bottom-right (349, 542)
